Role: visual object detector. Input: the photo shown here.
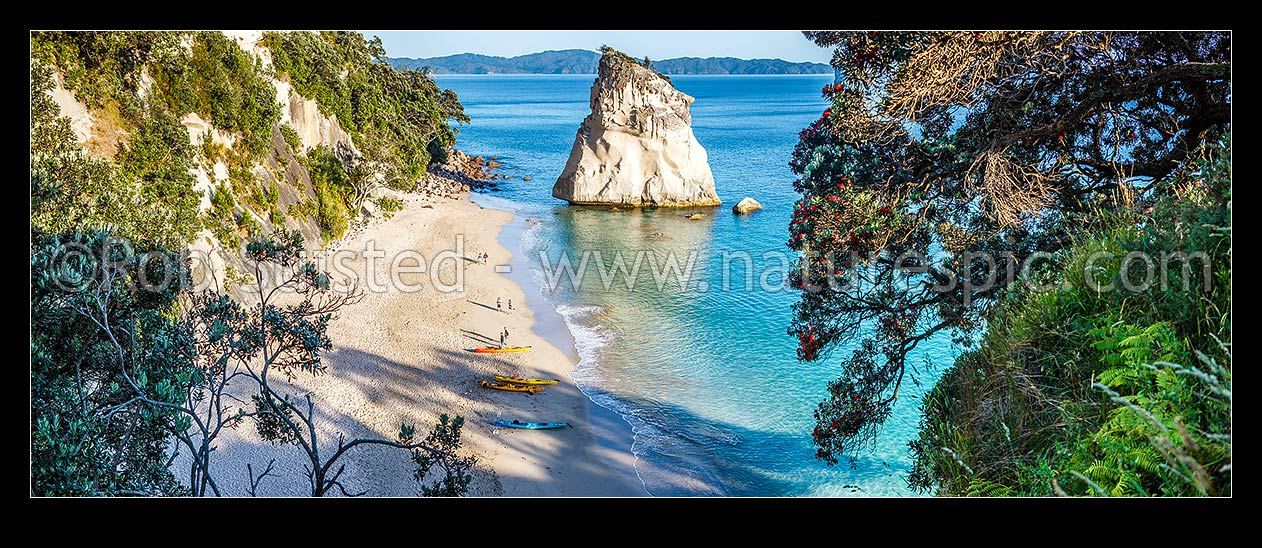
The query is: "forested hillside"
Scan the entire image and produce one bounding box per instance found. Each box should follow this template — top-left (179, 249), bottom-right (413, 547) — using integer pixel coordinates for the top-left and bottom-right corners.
top-left (33, 31), bottom-right (465, 259)
top-left (390, 49), bottom-right (832, 75)
top-left (30, 31), bottom-right (473, 496)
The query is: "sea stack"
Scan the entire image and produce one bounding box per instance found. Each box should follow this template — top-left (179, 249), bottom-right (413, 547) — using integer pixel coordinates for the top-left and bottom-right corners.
top-left (552, 49), bottom-right (720, 207)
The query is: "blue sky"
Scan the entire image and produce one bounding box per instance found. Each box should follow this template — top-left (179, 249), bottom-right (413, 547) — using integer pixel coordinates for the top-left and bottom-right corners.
top-left (364, 31), bottom-right (833, 63)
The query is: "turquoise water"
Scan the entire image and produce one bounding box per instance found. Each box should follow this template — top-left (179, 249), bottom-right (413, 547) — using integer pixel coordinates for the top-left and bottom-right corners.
top-left (437, 74), bottom-right (957, 496)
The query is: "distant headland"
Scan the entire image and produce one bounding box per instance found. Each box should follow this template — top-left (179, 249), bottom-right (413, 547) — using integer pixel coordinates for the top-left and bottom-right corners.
top-left (389, 49), bottom-right (832, 75)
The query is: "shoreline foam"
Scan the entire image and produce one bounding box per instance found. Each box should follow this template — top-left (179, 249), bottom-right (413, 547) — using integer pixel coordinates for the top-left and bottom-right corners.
top-left (472, 194), bottom-right (649, 496)
top-left (178, 192), bottom-right (647, 496)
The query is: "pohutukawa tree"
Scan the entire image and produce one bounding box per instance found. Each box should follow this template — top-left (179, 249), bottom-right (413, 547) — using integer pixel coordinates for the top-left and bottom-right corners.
top-left (32, 228), bottom-right (477, 496)
top-left (786, 31), bottom-right (1231, 464)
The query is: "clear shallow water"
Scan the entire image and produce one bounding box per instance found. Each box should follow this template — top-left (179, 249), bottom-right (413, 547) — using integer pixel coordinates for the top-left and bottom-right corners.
top-left (438, 74), bottom-right (957, 496)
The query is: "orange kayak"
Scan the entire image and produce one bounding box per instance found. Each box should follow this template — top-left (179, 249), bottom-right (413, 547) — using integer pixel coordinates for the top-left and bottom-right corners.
top-left (474, 346), bottom-right (532, 353)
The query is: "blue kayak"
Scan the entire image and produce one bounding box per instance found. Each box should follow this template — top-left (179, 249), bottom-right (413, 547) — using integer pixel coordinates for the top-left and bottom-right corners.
top-left (494, 419), bottom-right (572, 430)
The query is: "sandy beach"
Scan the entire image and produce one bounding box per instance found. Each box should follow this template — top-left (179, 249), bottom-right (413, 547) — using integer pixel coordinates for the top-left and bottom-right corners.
top-left (192, 191), bottom-right (646, 496)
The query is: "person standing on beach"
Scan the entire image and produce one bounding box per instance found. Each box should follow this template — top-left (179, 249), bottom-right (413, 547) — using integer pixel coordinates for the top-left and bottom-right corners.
top-left (499, 330), bottom-right (505, 347)
top-left (504, 327), bottom-right (510, 343)
top-left (497, 297), bottom-right (502, 312)
top-left (508, 299), bottom-right (513, 311)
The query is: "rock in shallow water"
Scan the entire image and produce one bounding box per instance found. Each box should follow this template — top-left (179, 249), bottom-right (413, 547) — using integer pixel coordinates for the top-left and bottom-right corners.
top-left (732, 197), bottom-right (763, 215)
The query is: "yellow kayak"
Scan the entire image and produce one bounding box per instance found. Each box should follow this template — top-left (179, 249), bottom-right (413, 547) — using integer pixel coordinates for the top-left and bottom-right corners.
top-left (474, 346), bottom-right (533, 353)
top-left (494, 375), bottom-right (559, 386)
top-left (478, 380), bottom-right (544, 394)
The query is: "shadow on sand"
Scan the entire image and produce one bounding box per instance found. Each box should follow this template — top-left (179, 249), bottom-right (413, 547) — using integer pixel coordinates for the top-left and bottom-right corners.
top-left (182, 344), bottom-right (884, 497)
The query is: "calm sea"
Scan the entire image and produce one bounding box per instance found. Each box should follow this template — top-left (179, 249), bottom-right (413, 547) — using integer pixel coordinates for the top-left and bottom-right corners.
top-left (436, 74), bottom-right (956, 496)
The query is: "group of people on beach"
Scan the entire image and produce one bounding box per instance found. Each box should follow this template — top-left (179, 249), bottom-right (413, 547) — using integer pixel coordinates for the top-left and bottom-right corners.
top-left (497, 297), bottom-right (513, 347)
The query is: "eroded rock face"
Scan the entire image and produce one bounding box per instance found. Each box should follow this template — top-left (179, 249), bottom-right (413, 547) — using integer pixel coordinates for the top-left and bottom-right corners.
top-left (552, 52), bottom-right (720, 207)
top-left (286, 90), bottom-right (359, 159)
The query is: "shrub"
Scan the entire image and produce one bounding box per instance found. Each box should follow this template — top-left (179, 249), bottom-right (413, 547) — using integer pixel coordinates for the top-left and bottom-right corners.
top-left (31, 61), bottom-right (200, 251)
top-left (280, 124), bottom-right (302, 153)
top-left (237, 211), bottom-right (262, 238)
top-left (30, 31), bottom-right (180, 119)
top-left (427, 132), bottom-right (453, 165)
top-left (150, 31), bottom-right (280, 158)
top-left (31, 230), bottom-right (193, 496)
top-left (375, 195), bottom-right (404, 220)
top-left (115, 107), bottom-right (203, 240)
top-left (314, 183), bottom-right (349, 242)
top-left (907, 138), bottom-right (1232, 496)
top-left (199, 130), bottom-right (225, 165)
top-left (288, 199), bottom-right (318, 222)
top-left (209, 184), bottom-right (240, 249)
top-left (403, 415), bottom-right (477, 497)
top-left (306, 145), bottom-right (354, 241)
top-left (263, 31), bottom-right (468, 180)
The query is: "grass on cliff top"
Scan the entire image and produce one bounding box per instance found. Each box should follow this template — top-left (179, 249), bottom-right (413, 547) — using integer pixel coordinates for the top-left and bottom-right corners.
top-left (599, 45), bottom-right (671, 83)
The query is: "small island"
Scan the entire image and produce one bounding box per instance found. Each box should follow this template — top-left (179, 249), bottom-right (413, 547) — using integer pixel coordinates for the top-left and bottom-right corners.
top-left (552, 47), bottom-right (721, 207)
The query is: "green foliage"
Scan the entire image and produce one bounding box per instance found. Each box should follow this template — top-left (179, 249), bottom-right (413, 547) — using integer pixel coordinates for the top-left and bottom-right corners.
top-left (288, 199), bottom-right (319, 223)
top-left (790, 32), bottom-right (1230, 466)
top-left (375, 196), bottom-right (404, 220)
top-left (31, 32), bottom-right (480, 496)
top-left (234, 168), bottom-right (267, 211)
top-left (199, 130), bottom-right (226, 165)
top-left (908, 138), bottom-right (1232, 496)
top-left (30, 31), bottom-right (181, 118)
top-left (251, 393), bottom-right (303, 445)
top-left (599, 45), bottom-right (671, 83)
top-left (116, 107), bottom-right (203, 240)
top-left (263, 31), bottom-right (468, 181)
top-left (306, 145), bottom-right (353, 241)
top-left (31, 62), bottom-right (201, 251)
top-left (174, 230), bottom-right (339, 494)
top-left (598, 44), bottom-right (639, 66)
top-left (237, 210), bottom-right (262, 238)
top-left (33, 30), bottom-right (467, 253)
top-left (215, 162), bottom-right (285, 241)
top-left (149, 31), bottom-right (281, 158)
top-left (314, 185), bottom-right (349, 243)
top-left (279, 124), bottom-right (302, 153)
top-left (31, 230), bottom-right (193, 496)
top-left (266, 180), bottom-right (281, 205)
top-left (211, 183), bottom-right (235, 214)
top-left (208, 184), bottom-right (240, 250)
top-left (427, 134), bottom-right (452, 165)
top-left (401, 414), bottom-right (476, 497)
